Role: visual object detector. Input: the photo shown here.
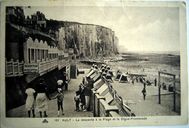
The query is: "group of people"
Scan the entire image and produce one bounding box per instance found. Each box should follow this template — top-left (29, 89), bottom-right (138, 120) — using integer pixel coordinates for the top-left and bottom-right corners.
top-left (73, 64), bottom-right (114, 112)
top-left (74, 76), bottom-right (94, 112)
top-left (25, 74), bottom-right (68, 118)
top-left (25, 79), bottom-right (50, 118)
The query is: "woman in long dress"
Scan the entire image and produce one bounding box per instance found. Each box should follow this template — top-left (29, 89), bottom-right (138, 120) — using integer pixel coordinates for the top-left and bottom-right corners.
top-left (36, 79), bottom-right (50, 117)
top-left (25, 85), bottom-right (36, 117)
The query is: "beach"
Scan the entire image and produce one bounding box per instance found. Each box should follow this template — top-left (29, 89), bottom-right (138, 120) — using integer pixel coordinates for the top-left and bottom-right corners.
top-left (78, 52), bottom-right (181, 114)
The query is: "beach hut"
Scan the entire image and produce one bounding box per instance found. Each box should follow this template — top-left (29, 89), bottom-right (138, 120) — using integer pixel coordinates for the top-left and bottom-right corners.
top-left (86, 69), bottom-right (96, 78)
top-left (119, 73), bottom-right (128, 83)
top-left (92, 73), bottom-right (101, 82)
top-left (93, 78), bottom-right (105, 90)
top-left (101, 67), bottom-right (105, 72)
top-left (106, 66), bottom-right (111, 70)
top-left (106, 73), bottom-right (113, 83)
top-left (101, 64), bottom-right (106, 69)
top-left (108, 70), bottom-right (114, 77)
top-left (115, 72), bottom-right (122, 81)
top-left (90, 72), bottom-right (98, 79)
top-left (102, 72), bottom-right (107, 77)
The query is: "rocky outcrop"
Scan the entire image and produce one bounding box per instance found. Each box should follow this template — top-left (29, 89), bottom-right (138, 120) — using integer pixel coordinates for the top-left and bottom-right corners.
top-left (57, 22), bottom-right (119, 58)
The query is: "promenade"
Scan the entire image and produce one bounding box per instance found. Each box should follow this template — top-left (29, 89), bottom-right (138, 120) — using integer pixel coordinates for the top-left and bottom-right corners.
top-left (7, 67), bottom-right (179, 117)
top-left (7, 69), bottom-right (93, 118)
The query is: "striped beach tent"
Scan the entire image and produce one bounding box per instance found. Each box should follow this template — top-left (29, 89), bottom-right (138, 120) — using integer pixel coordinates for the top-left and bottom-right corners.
top-left (119, 73), bottom-right (128, 83)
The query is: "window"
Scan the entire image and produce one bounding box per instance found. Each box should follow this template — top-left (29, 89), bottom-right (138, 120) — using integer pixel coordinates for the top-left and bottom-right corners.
top-left (48, 54), bottom-right (51, 60)
top-left (50, 54), bottom-right (52, 59)
top-left (28, 49), bottom-right (30, 63)
top-left (42, 50), bottom-right (45, 60)
top-left (45, 50), bottom-right (48, 60)
top-left (37, 49), bottom-right (40, 60)
top-left (35, 49), bottom-right (38, 62)
top-left (39, 50), bottom-right (42, 61)
top-left (31, 49), bottom-right (35, 62)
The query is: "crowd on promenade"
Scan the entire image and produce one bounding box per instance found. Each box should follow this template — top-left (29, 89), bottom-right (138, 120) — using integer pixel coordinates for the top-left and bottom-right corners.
top-left (25, 72), bottom-right (68, 118)
top-left (73, 64), bottom-right (115, 112)
top-left (24, 64), bottom-right (113, 117)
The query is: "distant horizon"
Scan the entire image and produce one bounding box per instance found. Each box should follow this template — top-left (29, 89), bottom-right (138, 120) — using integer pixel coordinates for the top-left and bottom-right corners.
top-left (119, 50), bottom-right (180, 55)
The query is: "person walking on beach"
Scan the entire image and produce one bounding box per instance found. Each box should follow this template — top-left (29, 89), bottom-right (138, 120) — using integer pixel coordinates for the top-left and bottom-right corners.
top-left (154, 78), bottom-right (157, 86)
top-left (52, 88), bottom-right (64, 116)
top-left (25, 84), bottom-right (36, 117)
top-left (36, 79), bottom-right (50, 117)
top-left (142, 87), bottom-right (146, 100)
top-left (132, 77), bottom-right (135, 85)
top-left (143, 81), bottom-right (146, 88)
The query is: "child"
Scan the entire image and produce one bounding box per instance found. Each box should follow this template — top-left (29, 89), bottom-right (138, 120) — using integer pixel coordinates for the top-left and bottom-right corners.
top-left (52, 88), bottom-right (64, 116)
top-left (74, 91), bottom-right (81, 111)
top-left (25, 85), bottom-right (36, 117)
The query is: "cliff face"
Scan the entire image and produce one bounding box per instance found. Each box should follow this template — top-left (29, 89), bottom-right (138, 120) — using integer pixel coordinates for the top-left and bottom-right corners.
top-left (57, 22), bottom-right (118, 58)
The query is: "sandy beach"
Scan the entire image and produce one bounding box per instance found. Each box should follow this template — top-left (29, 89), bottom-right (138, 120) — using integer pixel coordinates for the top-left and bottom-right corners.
top-left (77, 52), bottom-right (181, 115)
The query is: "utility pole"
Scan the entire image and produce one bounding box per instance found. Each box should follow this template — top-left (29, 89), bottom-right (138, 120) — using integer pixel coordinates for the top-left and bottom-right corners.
top-left (158, 71), bottom-right (161, 104)
top-left (158, 71), bottom-right (177, 111)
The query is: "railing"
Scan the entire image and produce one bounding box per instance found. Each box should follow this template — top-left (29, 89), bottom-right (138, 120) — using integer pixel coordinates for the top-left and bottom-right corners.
top-left (58, 59), bottom-right (69, 70)
top-left (23, 56), bottom-right (70, 75)
top-left (24, 59), bottom-right (58, 75)
top-left (5, 59), bottom-right (24, 77)
top-left (39, 59), bottom-right (58, 75)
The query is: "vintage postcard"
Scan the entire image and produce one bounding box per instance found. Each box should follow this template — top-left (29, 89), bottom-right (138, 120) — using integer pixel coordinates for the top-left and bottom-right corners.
top-left (0, 0), bottom-right (188, 127)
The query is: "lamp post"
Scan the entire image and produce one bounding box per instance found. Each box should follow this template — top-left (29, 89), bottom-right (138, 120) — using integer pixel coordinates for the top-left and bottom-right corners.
top-left (173, 75), bottom-right (176, 112)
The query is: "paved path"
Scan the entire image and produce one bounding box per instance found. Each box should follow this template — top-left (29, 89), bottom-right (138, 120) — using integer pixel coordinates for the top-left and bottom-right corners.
top-left (7, 69), bottom-right (93, 118)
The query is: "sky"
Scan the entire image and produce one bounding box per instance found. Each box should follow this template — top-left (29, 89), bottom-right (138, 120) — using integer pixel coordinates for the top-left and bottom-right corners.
top-left (23, 5), bottom-right (180, 53)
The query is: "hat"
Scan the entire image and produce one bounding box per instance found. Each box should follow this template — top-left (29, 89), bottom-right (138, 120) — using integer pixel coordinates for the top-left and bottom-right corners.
top-left (57, 80), bottom-right (63, 85)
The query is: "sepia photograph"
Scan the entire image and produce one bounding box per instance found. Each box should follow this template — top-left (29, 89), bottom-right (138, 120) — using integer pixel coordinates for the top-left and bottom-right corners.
top-left (0, 0), bottom-right (188, 127)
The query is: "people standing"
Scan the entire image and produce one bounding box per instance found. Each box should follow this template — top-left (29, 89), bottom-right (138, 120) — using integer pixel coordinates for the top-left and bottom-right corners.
top-left (79, 84), bottom-right (86, 111)
top-left (36, 79), bottom-right (50, 118)
top-left (63, 72), bottom-right (68, 91)
top-left (52, 88), bottom-right (64, 116)
top-left (74, 91), bottom-right (81, 111)
top-left (143, 81), bottom-right (146, 88)
top-left (81, 76), bottom-right (94, 112)
top-left (132, 77), bottom-right (135, 85)
top-left (86, 77), bottom-right (94, 111)
top-left (25, 85), bottom-right (36, 117)
top-left (142, 87), bottom-right (146, 100)
top-left (154, 78), bottom-right (157, 86)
